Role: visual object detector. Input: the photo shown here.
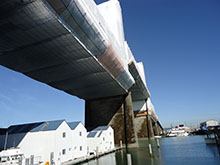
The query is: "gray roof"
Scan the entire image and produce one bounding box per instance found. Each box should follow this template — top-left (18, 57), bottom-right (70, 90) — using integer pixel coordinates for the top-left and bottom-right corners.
top-left (87, 132), bottom-right (97, 138)
top-left (0, 128), bottom-right (8, 135)
top-left (0, 120), bottom-right (83, 135)
top-left (31, 120), bottom-right (64, 132)
top-left (6, 122), bottom-right (44, 134)
top-left (93, 126), bottom-right (110, 131)
top-left (87, 126), bottom-right (110, 138)
top-left (67, 121), bottom-right (81, 130)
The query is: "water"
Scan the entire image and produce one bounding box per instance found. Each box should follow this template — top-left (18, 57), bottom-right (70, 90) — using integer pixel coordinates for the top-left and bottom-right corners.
top-left (82, 136), bottom-right (220, 165)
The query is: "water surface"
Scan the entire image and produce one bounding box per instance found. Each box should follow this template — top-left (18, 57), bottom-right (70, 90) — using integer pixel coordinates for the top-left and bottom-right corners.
top-left (82, 136), bottom-right (220, 165)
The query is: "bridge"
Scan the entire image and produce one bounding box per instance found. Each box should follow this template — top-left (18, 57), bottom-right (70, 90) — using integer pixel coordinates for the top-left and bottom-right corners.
top-left (0, 0), bottom-right (163, 147)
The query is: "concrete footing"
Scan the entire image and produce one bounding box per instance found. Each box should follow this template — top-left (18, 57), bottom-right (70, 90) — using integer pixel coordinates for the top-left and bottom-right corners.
top-left (134, 115), bottom-right (155, 139)
top-left (85, 92), bottom-right (138, 148)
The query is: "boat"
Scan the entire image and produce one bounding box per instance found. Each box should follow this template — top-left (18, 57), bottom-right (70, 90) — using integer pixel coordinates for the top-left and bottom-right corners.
top-left (0, 148), bottom-right (25, 165)
top-left (166, 124), bottom-right (189, 137)
top-left (167, 129), bottom-right (189, 137)
top-left (154, 136), bottom-right (162, 139)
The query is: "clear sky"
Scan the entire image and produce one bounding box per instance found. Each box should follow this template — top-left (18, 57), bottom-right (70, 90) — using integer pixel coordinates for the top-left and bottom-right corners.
top-left (0, 0), bottom-right (220, 128)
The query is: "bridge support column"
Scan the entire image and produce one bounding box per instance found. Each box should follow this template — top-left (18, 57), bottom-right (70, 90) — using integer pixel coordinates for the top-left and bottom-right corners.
top-left (157, 122), bottom-right (164, 135)
top-left (134, 116), bottom-right (148, 138)
top-left (85, 92), bottom-right (138, 148)
top-left (153, 122), bottom-right (160, 136)
top-left (146, 114), bottom-right (155, 139)
top-left (134, 114), bottom-right (155, 139)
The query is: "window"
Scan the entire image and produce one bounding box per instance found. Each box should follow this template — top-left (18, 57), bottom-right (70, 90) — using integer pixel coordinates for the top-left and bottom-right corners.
top-left (110, 132), bottom-right (111, 136)
top-left (80, 146), bottom-right (82, 151)
top-left (103, 137), bottom-right (105, 141)
top-left (79, 131), bottom-right (82, 136)
top-left (62, 149), bottom-right (66, 155)
top-left (63, 132), bottom-right (66, 138)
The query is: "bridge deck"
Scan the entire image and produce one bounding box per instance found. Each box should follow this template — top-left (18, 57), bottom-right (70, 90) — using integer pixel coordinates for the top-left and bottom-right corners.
top-left (0, 0), bottom-right (126, 100)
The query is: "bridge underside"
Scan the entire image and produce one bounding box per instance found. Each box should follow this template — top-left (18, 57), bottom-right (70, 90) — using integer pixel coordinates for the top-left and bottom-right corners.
top-left (129, 60), bottom-right (149, 102)
top-left (85, 92), bottom-right (139, 148)
top-left (0, 0), bottom-right (163, 148)
top-left (0, 0), bottom-right (127, 100)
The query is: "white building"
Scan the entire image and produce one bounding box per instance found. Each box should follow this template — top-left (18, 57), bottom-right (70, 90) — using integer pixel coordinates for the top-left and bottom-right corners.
top-left (0, 120), bottom-right (88, 165)
top-left (87, 126), bottom-right (114, 155)
top-left (200, 120), bottom-right (219, 127)
top-left (67, 122), bottom-right (87, 159)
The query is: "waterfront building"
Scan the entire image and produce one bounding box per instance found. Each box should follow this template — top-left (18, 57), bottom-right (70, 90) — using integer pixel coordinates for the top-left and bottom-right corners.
top-left (200, 120), bottom-right (219, 128)
top-left (0, 120), bottom-right (88, 165)
top-left (87, 126), bottom-right (115, 155)
top-left (68, 122), bottom-right (87, 159)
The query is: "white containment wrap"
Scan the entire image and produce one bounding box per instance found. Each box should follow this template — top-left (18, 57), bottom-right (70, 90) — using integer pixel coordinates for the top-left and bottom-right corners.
top-left (147, 98), bottom-right (158, 122)
top-left (43, 0), bottom-right (135, 90)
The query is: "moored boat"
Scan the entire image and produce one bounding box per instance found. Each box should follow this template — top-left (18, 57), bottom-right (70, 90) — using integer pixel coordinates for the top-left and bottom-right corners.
top-left (0, 148), bottom-right (25, 165)
top-left (166, 124), bottom-right (189, 137)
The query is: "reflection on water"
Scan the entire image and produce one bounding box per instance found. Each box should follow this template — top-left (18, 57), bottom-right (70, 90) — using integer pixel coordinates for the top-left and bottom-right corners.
top-left (82, 136), bottom-right (220, 165)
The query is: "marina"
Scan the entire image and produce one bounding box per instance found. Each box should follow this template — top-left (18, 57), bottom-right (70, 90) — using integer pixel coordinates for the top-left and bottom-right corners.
top-left (82, 136), bottom-right (220, 165)
top-left (1, 135), bottom-right (220, 165)
top-left (0, 0), bottom-right (220, 164)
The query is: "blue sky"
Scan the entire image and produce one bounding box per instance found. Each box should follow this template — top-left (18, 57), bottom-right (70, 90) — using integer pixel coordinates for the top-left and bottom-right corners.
top-left (0, 0), bottom-right (220, 128)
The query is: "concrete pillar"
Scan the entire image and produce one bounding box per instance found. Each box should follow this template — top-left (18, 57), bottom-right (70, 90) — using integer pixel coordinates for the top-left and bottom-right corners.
top-left (157, 122), bottom-right (164, 135)
top-left (153, 122), bottom-right (160, 136)
top-left (123, 92), bottom-right (139, 148)
top-left (146, 114), bottom-right (154, 139)
top-left (133, 111), bottom-right (156, 139)
top-left (134, 116), bottom-right (148, 138)
top-left (85, 92), bottom-right (138, 148)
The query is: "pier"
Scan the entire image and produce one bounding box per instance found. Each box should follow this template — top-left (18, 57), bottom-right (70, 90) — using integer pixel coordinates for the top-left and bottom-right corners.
top-left (205, 126), bottom-right (220, 149)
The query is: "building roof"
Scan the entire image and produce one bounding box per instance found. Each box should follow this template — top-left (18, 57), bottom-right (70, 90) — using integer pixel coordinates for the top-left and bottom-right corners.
top-left (87, 132), bottom-right (97, 138)
top-left (87, 126), bottom-right (111, 138)
top-left (0, 129), bottom-right (7, 135)
top-left (0, 120), bottom-right (83, 135)
top-left (67, 121), bottom-right (81, 130)
top-left (93, 126), bottom-right (110, 131)
top-left (31, 120), bottom-right (64, 132)
top-left (6, 122), bottom-right (44, 134)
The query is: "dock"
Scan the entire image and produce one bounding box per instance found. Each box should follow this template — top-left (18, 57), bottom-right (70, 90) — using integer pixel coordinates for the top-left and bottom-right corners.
top-left (62, 148), bottom-right (122, 165)
top-left (204, 126), bottom-right (220, 155)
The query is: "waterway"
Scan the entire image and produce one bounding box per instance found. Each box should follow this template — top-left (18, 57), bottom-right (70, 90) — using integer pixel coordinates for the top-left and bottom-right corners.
top-left (82, 136), bottom-right (220, 165)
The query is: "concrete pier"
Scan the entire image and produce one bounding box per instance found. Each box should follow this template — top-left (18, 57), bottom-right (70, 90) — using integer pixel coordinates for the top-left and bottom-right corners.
top-left (153, 121), bottom-right (160, 136)
top-left (85, 92), bottom-right (138, 148)
top-left (134, 114), bottom-right (155, 139)
top-left (134, 116), bottom-right (148, 138)
top-left (157, 121), bottom-right (164, 135)
top-left (146, 114), bottom-right (155, 139)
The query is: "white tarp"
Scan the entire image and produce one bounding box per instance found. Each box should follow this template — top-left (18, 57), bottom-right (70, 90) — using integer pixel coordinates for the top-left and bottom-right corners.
top-left (147, 98), bottom-right (158, 121)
